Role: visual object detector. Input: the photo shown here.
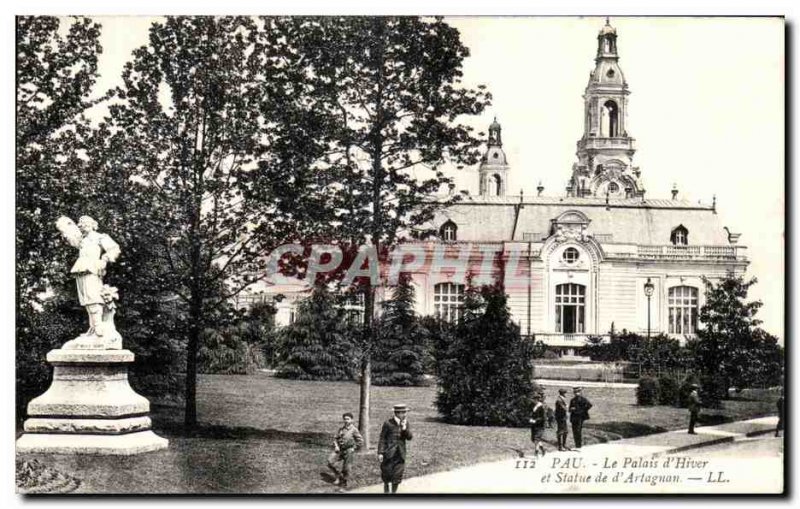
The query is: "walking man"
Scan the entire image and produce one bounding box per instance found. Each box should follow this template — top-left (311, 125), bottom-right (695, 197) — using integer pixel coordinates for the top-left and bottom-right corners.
top-left (378, 404), bottom-right (413, 494)
top-left (327, 412), bottom-right (364, 490)
top-left (569, 387), bottom-right (592, 450)
top-left (687, 384), bottom-right (701, 435)
top-left (775, 389), bottom-right (784, 437)
top-left (555, 388), bottom-right (569, 451)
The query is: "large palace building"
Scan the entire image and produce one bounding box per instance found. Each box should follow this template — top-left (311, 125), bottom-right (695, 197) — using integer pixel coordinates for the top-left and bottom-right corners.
top-left (257, 20), bottom-right (749, 353)
top-left (398, 19), bottom-right (748, 352)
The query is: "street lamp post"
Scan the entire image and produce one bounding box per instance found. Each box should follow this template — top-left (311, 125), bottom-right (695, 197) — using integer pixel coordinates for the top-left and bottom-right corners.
top-left (644, 277), bottom-right (655, 339)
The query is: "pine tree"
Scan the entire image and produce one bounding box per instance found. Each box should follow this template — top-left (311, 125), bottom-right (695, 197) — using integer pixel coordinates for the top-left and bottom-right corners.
top-left (276, 286), bottom-right (359, 381)
top-left (435, 284), bottom-right (537, 426)
top-left (372, 274), bottom-right (429, 386)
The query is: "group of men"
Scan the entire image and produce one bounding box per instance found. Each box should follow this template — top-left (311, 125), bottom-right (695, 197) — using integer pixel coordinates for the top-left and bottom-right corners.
top-left (530, 386), bottom-right (593, 456)
top-left (326, 404), bottom-right (411, 494)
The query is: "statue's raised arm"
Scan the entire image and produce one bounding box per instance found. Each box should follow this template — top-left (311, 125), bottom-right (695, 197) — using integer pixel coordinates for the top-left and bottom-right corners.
top-left (56, 216), bottom-right (82, 249)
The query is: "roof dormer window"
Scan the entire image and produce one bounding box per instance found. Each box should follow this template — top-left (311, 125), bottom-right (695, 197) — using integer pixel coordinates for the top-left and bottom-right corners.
top-left (671, 225), bottom-right (688, 246)
top-left (441, 221), bottom-right (457, 242)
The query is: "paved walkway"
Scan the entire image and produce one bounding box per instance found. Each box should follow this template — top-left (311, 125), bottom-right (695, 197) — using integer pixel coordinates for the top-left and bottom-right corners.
top-left (351, 416), bottom-right (781, 494)
top-left (535, 379), bottom-right (637, 389)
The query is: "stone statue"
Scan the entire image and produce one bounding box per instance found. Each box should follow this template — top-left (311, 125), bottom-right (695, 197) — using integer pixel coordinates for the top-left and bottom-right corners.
top-left (56, 215), bottom-right (122, 349)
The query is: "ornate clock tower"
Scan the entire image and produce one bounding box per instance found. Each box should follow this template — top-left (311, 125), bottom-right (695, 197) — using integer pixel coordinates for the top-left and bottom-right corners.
top-left (567, 19), bottom-right (645, 199)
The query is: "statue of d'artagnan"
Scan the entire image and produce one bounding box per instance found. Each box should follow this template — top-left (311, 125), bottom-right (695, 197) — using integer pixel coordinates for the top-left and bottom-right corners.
top-left (56, 215), bottom-right (122, 349)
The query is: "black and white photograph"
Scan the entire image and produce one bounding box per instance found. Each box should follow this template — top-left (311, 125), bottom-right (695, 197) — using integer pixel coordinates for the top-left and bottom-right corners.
top-left (12, 8), bottom-right (786, 497)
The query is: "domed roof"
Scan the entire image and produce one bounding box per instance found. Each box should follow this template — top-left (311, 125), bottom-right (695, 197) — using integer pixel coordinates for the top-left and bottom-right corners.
top-left (489, 117), bottom-right (501, 131)
top-left (481, 146), bottom-right (508, 166)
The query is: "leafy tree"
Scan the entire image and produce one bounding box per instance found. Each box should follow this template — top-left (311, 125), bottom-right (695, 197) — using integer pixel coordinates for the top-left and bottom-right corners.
top-left (104, 17), bottom-right (333, 428)
top-left (688, 273), bottom-right (783, 395)
top-left (16, 16), bottom-right (105, 410)
top-left (372, 274), bottom-right (429, 386)
top-left (435, 284), bottom-right (536, 426)
top-left (276, 286), bottom-right (358, 381)
top-left (283, 16), bottom-right (491, 446)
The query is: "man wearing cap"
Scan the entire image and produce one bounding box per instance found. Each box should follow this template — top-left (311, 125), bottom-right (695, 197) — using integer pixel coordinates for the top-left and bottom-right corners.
top-left (327, 412), bottom-right (364, 489)
top-left (555, 388), bottom-right (570, 451)
top-left (568, 387), bottom-right (592, 449)
top-left (687, 384), bottom-right (701, 435)
top-left (378, 404), bottom-right (413, 494)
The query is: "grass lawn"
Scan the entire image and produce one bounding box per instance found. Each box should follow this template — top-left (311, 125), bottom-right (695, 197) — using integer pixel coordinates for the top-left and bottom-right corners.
top-left (17, 374), bottom-right (780, 494)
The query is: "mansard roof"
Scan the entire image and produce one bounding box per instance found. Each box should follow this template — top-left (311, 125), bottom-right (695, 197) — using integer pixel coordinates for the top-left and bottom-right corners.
top-left (427, 195), bottom-right (731, 245)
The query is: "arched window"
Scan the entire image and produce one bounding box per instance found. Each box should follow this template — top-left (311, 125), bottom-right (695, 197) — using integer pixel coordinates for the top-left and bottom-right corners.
top-left (608, 182), bottom-right (619, 193)
top-left (668, 286), bottom-right (698, 335)
top-left (434, 282), bottom-right (465, 323)
top-left (492, 174), bottom-right (502, 196)
top-left (555, 283), bottom-right (586, 333)
top-left (671, 225), bottom-right (689, 246)
top-left (602, 100), bottom-right (619, 137)
top-left (440, 221), bottom-right (457, 242)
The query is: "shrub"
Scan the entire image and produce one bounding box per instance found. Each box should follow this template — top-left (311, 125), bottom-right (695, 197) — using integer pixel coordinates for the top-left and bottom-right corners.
top-left (636, 377), bottom-right (659, 406)
top-left (699, 374), bottom-right (727, 408)
top-left (543, 349), bottom-right (560, 360)
top-left (276, 285), bottom-right (359, 381)
top-left (198, 328), bottom-right (267, 375)
top-left (435, 284), bottom-right (536, 427)
top-left (372, 274), bottom-right (430, 386)
top-left (657, 375), bottom-right (680, 406)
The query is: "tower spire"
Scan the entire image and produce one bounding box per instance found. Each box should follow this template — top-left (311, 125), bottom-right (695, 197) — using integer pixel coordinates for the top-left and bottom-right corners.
top-left (567, 19), bottom-right (644, 199)
top-left (478, 117), bottom-right (509, 197)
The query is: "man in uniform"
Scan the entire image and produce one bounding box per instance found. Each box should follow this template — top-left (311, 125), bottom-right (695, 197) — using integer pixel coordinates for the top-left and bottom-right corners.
top-left (555, 388), bottom-right (570, 451)
top-left (327, 412), bottom-right (364, 490)
top-left (687, 384), bottom-right (701, 435)
top-left (568, 387), bottom-right (592, 449)
top-left (377, 404), bottom-right (413, 494)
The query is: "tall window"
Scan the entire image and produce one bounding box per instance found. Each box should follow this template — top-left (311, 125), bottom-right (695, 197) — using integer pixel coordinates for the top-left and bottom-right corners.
top-left (602, 100), bottom-right (619, 137)
top-left (434, 283), bottom-right (465, 323)
top-left (441, 221), bottom-right (457, 242)
top-left (555, 283), bottom-right (586, 333)
top-left (668, 286), bottom-right (698, 334)
top-left (492, 174), bottom-right (502, 196)
top-left (341, 292), bottom-right (365, 326)
top-left (671, 225), bottom-right (689, 246)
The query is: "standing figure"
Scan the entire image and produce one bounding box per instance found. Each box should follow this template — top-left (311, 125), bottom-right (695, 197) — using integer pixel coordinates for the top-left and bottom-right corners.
top-left (56, 216), bottom-right (121, 343)
top-left (555, 388), bottom-right (570, 451)
top-left (687, 384), bottom-right (701, 435)
top-left (775, 389), bottom-right (784, 438)
top-left (529, 393), bottom-right (548, 457)
top-left (377, 404), bottom-right (413, 494)
top-left (568, 387), bottom-right (592, 450)
top-left (327, 412), bottom-right (364, 490)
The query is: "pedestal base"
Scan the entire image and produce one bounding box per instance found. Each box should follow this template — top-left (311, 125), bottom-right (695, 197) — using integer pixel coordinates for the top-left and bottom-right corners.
top-left (16, 348), bottom-right (169, 456)
top-left (16, 430), bottom-right (168, 456)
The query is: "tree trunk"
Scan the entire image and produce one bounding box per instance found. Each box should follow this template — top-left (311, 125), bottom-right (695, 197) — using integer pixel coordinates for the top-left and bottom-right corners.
top-left (358, 354), bottom-right (371, 448)
top-left (184, 307), bottom-right (200, 430)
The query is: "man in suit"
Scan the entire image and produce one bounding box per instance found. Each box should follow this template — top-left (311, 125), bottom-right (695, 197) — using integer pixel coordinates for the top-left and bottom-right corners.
top-left (569, 387), bottom-right (592, 449)
top-left (555, 388), bottom-right (570, 451)
top-left (687, 384), bottom-right (701, 435)
top-left (377, 403), bottom-right (413, 494)
top-left (775, 389), bottom-right (784, 437)
top-left (327, 412), bottom-right (364, 490)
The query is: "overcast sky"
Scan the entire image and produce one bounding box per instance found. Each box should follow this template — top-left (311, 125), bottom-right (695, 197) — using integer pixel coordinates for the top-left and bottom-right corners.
top-left (85, 16), bottom-right (784, 338)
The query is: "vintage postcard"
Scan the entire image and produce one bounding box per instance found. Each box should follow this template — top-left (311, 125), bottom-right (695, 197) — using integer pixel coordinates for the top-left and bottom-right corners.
top-left (14, 15), bottom-right (784, 495)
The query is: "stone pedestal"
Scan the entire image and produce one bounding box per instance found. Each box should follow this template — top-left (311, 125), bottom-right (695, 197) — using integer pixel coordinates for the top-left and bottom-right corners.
top-left (16, 349), bottom-right (168, 455)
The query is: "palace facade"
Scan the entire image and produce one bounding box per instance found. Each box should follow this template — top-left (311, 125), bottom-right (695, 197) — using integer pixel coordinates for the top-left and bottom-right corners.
top-left (253, 20), bottom-right (748, 353)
